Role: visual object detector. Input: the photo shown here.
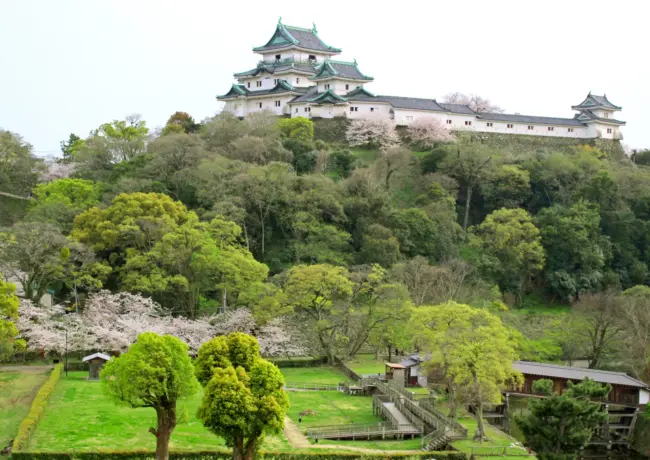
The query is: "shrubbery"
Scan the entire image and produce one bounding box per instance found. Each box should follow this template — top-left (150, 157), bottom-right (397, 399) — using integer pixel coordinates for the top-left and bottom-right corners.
top-left (13, 363), bottom-right (64, 451)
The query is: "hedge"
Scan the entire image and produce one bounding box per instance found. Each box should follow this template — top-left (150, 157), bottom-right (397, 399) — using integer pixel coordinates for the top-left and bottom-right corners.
top-left (268, 356), bottom-right (328, 368)
top-left (13, 363), bottom-right (64, 451)
top-left (10, 451), bottom-right (467, 460)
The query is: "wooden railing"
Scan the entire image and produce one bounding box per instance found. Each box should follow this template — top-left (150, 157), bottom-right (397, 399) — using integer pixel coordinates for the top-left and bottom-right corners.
top-left (418, 399), bottom-right (468, 438)
top-left (306, 422), bottom-right (420, 440)
top-left (421, 426), bottom-right (446, 450)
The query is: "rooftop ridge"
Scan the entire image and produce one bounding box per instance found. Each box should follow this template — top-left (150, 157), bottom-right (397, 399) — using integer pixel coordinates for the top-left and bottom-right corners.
top-left (514, 360), bottom-right (647, 386)
top-left (284, 24), bottom-right (314, 32)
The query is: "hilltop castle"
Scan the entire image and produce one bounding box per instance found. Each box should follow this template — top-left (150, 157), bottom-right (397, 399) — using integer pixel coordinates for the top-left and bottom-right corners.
top-left (218, 19), bottom-right (625, 140)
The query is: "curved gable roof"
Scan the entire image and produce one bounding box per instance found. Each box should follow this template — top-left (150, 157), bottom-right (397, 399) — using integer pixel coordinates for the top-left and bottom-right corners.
top-left (253, 22), bottom-right (341, 54)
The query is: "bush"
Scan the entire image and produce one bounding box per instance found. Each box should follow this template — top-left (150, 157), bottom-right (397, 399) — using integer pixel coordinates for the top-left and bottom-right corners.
top-left (268, 356), bottom-right (327, 368)
top-left (13, 363), bottom-right (64, 451)
top-left (279, 117), bottom-right (314, 142)
top-left (11, 451), bottom-right (467, 460)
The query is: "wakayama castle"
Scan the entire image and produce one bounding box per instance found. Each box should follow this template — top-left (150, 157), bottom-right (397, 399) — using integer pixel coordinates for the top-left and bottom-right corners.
top-left (218, 19), bottom-right (625, 140)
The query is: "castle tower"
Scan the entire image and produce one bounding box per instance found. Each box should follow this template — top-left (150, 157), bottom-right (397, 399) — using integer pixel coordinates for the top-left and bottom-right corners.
top-left (572, 93), bottom-right (626, 139)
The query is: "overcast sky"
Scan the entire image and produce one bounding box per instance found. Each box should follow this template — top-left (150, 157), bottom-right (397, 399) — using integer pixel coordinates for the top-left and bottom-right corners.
top-left (1, 0), bottom-right (648, 155)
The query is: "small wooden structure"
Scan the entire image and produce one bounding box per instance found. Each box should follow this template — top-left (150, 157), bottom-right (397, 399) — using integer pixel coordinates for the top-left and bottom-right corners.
top-left (82, 352), bottom-right (111, 380)
top-left (384, 362), bottom-right (407, 387)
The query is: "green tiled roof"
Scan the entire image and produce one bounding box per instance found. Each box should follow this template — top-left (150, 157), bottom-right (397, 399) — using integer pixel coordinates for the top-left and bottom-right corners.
top-left (572, 93), bottom-right (621, 111)
top-left (253, 20), bottom-right (341, 53)
top-left (307, 88), bottom-right (348, 104)
top-left (309, 60), bottom-right (373, 81)
top-left (218, 80), bottom-right (308, 100)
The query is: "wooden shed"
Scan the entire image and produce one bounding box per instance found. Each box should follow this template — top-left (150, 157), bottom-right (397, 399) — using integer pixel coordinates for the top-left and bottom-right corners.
top-left (384, 362), bottom-right (407, 387)
top-left (82, 352), bottom-right (111, 380)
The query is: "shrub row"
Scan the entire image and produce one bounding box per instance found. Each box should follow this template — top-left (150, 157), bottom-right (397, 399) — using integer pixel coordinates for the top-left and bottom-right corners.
top-left (269, 356), bottom-right (328, 368)
top-left (13, 363), bottom-right (64, 451)
top-left (11, 451), bottom-right (467, 460)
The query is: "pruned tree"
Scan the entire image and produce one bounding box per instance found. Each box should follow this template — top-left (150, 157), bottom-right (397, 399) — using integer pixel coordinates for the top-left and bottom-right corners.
top-left (195, 332), bottom-right (288, 460)
top-left (0, 274), bottom-right (22, 360)
top-left (516, 378), bottom-right (611, 460)
top-left (407, 116), bottom-right (456, 149)
top-left (101, 332), bottom-right (200, 460)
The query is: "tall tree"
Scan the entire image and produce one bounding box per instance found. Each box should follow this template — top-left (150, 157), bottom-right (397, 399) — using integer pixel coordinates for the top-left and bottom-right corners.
top-left (59, 133), bottom-right (85, 164)
top-left (0, 129), bottom-right (43, 196)
top-left (441, 144), bottom-right (493, 230)
top-left (282, 264), bottom-right (354, 362)
top-left (621, 285), bottom-right (650, 381)
top-left (573, 291), bottom-right (626, 369)
top-left (471, 208), bottom-right (545, 300)
top-left (195, 332), bottom-right (288, 460)
top-left (162, 111), bottom-right (200, 135)
top-left (411, 302), bottom-right (521, 437)
top-left (93, 114), bottom-right (149, 162)
top-left (101, 332), bottom-right (200, 460)
top-left (516, 378), bottom-right (611, 460)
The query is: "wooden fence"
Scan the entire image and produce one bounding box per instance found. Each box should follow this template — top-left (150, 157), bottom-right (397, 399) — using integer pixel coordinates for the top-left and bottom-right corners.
top-left (283, 382), bottom-right (344, 391)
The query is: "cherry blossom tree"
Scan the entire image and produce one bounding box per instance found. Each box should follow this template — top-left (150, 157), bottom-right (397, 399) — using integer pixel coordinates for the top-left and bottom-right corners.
top-left (442, 92), bottom-right (503, 113)
top-left (346, 118), bottom-right (400, 152)
top-left (407, 117), bottom-right (456, 148)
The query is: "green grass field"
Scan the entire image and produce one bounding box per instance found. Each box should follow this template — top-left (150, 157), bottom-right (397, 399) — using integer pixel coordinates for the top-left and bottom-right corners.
top-left (28, 372), bottom-right (289, 452)
top-left (344, 354), bottom-right (386, 375)
top-left (286, 391), bottom-right (381, 428)
top-left (0, 368), bottom-right (50, 448)
top-left (280, 366), bottom-right (350, 385)
top-left (320, 438), bottom-right (423, 450)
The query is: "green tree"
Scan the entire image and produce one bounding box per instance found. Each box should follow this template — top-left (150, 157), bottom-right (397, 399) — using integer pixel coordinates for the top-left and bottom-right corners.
top-left (390, 208), bottom-right (438, 260)
top-left (27, 179), bottom-right (101, 232)
top-left (471, 208), bottom-right (545, 300)
top-left (441, 143), bottom-right (493, 230)
top-left (282, 264), bottom-right (354, 361)
top-left (0, 129), bottom-right (43, 196)
top-left (536, 201), bottom-right (610, 301)
top-left (0, 222), bottom-right (107, 303)
top-left (291, 212), bottom-right (352, 265)
top-left (411, 302), bottom-right (521, 438)
top-left (516, 378), bottom-right (611, 460)
top-left (195, 332), bottom-right (288, 460)
top-left (93, 114), bottom-right (149, 162)
top-left (279, 117), bottom-right (314, 142)
top-left (162, 111), bottom-right (200, 135)
top-left (59, 133), bottom-right (85, 164)
top-left (481, 164), bottom-right (531, 211)
top-left (101, 333), bottom-right (199, 460)
top-left (621, 285), bottom-right (650, 381)
top-left (0, 275), bottom-right (22, 360)
top-left (358, 223), bottom-right (401, 267)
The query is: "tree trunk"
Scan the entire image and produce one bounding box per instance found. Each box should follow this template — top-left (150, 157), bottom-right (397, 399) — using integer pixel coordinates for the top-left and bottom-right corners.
top-left (387, 345), bottom-right (392, 362)
top-left (447, 377), bottom-right (457, 420)
top-left (222, 287), bottom-right (227, 311)
top-left (233, 436), bottom-right (257, 460)
top-left (473, 373), bottom-right (488, 442)
top-left (152, 405), bottom-right (176, 460)
top-left (463, 182), bottom-right (473, 231)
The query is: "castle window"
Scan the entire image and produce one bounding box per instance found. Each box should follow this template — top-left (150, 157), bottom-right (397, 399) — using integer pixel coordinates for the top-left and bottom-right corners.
top-left (607, 128), bottom-right (613, 134)
top-left (309, 54), bottom-right (316, 61)
top-left (528, 125), bottom-right (534, 130)
top-left (568, 128), bottom-right (574, 133)
top-left (258, 102), bottom-right (262, 108)
top-left (350, 107), bottom-right (358, 112)
top-left (346, 84), bottom-right (349, 90)
top-left (275, 54), bottom-right (281, 62)
top-left (486, 122), bottom-right (493, 127)
top-left (604, 112), bottom-right (610, 118)
top-left (273, 79), bottom-right (279, 85)
top-left (446, 120), bottom-right (452, 125)
top-left (465, 121), bottom-right (472, 126)
top-left (370, 107), bottom-right (375, 112)
top-left (406, 116), bottom-right (413, 122)
top-left (247, 82), bottom-right (251, 88)
top-left (548, 126), bottom-right (554, 131)
top-left (324, 84), bottom-right (330, 90)
top-left (295, 108), bottom-right (298, 113)
top-left (507, 124), bottom-right (513, 129)
top-left (297, 78), bottom-right (300, 84)
top-left (275, 101), bottom-right (281, 107)
top-left (256, 81), bottom-right (262, 87)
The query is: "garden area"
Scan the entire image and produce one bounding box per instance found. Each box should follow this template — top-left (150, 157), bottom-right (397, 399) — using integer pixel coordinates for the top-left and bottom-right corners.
top-left (0, 366), bottom-right (50, 448)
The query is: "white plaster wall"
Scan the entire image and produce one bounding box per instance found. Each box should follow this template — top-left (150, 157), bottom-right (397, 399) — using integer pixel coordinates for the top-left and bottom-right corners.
top-left (261, 51), bottom-right (329, 64)
top-left (290, 104), bottom-right (313, 118)
top-left (347, 102), bottom-right (391, 119)
top-left (245, 95), bottom-right (294, 116)
top-left (223, 100), bottom-right (245, 118)
top-left (317, 80), bottom-right (363, 95)
top-left (640, 389), bottom-right (649, 405)
top-left (311, 105), bottom-right (347, 118)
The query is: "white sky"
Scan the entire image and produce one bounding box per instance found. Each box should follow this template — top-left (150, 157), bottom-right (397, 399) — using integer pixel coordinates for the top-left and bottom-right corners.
top-left (1, 0), bottom-right (648, 154)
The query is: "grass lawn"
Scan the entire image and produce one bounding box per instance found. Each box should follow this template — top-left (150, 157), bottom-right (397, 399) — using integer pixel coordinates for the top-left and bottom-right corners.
top-left (453, 416), bottom-right (527, 457)
top-left (350, 148), bottom-right (380, 166)
top-left (280, 366), bottom-right (350, 385)
top-left (286, 391), bottom-right (381, 428)
top-left (345, 354), bottom-right (385, 375)
top-left (28, 372), bottom-right (289, 452)
top-left (0, 368), bottom-right (50, 447)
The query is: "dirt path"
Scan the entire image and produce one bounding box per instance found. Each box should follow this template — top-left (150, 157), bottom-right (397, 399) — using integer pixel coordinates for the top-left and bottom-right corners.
top-left (282, 417), bottom-right (420, 454)
top-left (0, 365), bottom-right (53, 374)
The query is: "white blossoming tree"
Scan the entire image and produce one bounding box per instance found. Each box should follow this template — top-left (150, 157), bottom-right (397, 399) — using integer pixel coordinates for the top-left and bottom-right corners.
top-left (407, 117), bottom-right (456, 148)
top-left (346, 118), bottom-right (400, 152)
